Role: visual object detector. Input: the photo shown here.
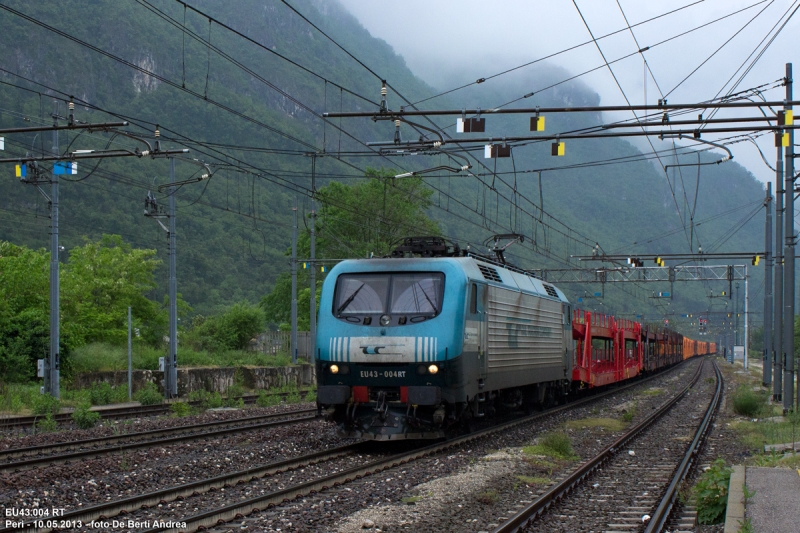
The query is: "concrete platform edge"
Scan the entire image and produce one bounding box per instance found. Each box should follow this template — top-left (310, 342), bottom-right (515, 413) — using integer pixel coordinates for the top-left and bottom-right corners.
top-left (723, 465), bottom-right (745, 533)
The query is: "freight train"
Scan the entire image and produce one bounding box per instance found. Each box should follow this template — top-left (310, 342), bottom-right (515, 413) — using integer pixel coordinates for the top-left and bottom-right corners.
top-left (315, 237), bottom-right (715, 440)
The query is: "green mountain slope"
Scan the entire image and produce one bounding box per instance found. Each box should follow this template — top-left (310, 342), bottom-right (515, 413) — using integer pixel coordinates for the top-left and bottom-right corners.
top-left (0, 0), bottom-right (768, 337)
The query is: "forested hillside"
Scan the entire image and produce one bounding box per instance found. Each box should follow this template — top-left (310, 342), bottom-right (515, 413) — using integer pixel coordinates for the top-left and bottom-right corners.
top-left (0, 0), bottom-right (767, 331)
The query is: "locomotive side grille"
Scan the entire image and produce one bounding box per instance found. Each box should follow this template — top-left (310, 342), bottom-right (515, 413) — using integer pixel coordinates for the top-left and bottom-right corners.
top-left (478, 264), bottom-right (502, 282)
top-left (486, 285), bottom-right (564, 372)
top-left (542, 283), bottom-right (559, 298)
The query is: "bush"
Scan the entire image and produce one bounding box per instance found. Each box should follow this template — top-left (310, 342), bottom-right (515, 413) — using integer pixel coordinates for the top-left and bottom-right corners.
top-left (72, 402), bottom-right (101, 429)
top-left (134, 382), bottom-right (162, 405)
top-left (170, 402), bottom-right (191, 417)
top-left (89, 382), bottom-right (114, 405)
top-left (304, 389), bottom-right (317, 403)
top-left (36, 413), bottom-right (57, 432)
top-left (286, 391), bottom-right (301, 404)
top-left (256, 390), bottom-right (280, 407)
top-left (226, 383), bottom-right (245, 400)
top-left (32, 393), bottom-right (61, 416)
top-left (207, 391), bottom-right (224, 409)
top-left (693, 458), bottom-right (733, 524)
top-left (732, 386), bottom-right (766, 417)
top-left (189, 389), bottom-right (211, 410)
top-left (184, 303), bottom-right (264, 352)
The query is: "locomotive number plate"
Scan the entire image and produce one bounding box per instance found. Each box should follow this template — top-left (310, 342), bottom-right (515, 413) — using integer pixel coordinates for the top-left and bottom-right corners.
top-left (360, 370), bottom-right (407, 378)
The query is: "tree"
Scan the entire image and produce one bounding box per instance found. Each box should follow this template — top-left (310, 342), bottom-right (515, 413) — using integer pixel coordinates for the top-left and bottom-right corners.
top-left (260, 168), bottom-right (440, 330)
top-left (61, 235), bottom-right (161, 346)
top-left (313, 167), bottom-right (440, 259)
top-left (0, 242), bottom-right (52, 382)
top-left (185, 302), bottom-right (265, 351)
top-left (0, 236), bottom-right (164, 382)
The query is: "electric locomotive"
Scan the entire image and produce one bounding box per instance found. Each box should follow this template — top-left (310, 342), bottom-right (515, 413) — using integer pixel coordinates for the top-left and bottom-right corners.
top-left (316, 237), bottom-right (573, 440)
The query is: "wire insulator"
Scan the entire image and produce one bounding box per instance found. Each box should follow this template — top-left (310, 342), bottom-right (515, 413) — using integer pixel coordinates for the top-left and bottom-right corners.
top-left (432, 141), bottom-right (443, 148)
top-left (68, 101), bottom-right (75, 110)
top-left (395, 120), bottom-right (400, 128)
top-left (381, 87), bottom-right (387, 96)
top-left (140, 150), bottom-right (150, 157)
top-left (154, 126), bottom-right (160, 138)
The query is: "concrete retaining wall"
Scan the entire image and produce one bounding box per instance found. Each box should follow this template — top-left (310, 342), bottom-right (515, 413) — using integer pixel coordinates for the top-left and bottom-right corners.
top-left (71, 365), bottom-right (316, 396)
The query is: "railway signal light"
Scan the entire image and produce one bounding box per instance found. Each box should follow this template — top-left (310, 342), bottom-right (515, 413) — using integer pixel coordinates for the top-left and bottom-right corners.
top-left (530, 115), bottom-right (545, 131)
top-left (627, 257), bottom-right (643, 267)
top-left (457, 117), bottom-right (485, 133)
top-left (655, 257), bottom-right (664, 266)
top-left (776, 131), bottom-right (789, 147)
top-left (752, 255), bottom-right (760, 266)
top-left (778, 110), bottom-right (794, 125)
top-left (551, 141), bottom-right (565, 156)
top-left (484, 144), bottom-right (511, 158)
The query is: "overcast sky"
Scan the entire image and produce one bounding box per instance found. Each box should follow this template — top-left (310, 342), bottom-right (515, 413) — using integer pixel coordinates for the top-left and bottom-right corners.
top-left (337, 0), bottom-right (800, 185)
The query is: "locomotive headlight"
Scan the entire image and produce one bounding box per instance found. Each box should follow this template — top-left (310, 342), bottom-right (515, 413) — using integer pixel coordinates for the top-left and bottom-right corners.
top-left (428, 364), bottom-right (439, 375)
top-left (380, 314), bottom-right (391, 326)
top-left (330, 364), bottom-right (339, 374)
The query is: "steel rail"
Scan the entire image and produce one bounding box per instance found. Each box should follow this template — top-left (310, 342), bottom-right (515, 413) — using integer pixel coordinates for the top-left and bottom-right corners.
top-left (644, 361), bottom-right (723, 533)
top-left (140, 359), bottom-right (700, 533)
top-left (491, 357), bottom-right (709, 533)
top-left (0, 411), bottom-right (317, 474)
top-left (0, 408), bottom-right (318, 461)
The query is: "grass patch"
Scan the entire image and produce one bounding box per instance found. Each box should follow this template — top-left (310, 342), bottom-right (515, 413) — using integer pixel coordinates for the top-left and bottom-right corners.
top-left (523, 432), bottom-right (578, 460)
top-left (731, 385), bottom-right (767, 417)
top-left (639, 387), bottom-right (663, 396)
top-left (517, 475), bottom-right (550, 486)
top-left (0, 383), bottom-right (39, 414)
top-left (734, 411), bottom-right (800, 450)
top-left (477, 489), bottom-right (499, 504)
top-left (62, 382), bottom-right (129, 406)
top-left (564, 417), bottom-right (626, 432)
top-left (620, 400), bottom-right (639, 423)
top-left (70, 342), bottom-right (294, 372)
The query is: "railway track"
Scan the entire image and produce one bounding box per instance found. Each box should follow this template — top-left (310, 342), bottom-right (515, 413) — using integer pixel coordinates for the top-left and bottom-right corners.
top-left (491, 357), bottom-right (721, 533)
top-left (0, 389), bottom-right (312, 430)
top-left (0, 360), bottom-right (699, 533)
top-left (0, 408), bottom-right (318, 474)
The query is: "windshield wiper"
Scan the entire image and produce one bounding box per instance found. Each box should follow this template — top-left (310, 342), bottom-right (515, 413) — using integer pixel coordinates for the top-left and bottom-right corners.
top-left (415, 283), bottom-right (438, 314)
top-left (337, 283), bottom-right (365, 315)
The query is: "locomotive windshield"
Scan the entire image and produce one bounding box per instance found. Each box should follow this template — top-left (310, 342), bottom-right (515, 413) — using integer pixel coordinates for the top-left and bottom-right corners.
top-left (334, 272), bottom-right (444, 317)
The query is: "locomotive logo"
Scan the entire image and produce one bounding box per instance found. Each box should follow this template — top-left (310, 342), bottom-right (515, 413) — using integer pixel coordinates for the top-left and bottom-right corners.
top-left (328, 336), bottom-right (437, 362)
top-left (361, 345), bottom-right (386, 354)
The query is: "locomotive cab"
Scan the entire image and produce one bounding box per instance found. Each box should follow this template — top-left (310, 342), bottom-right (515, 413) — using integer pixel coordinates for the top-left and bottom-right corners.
top-left (316, 259), bottom-right (468, 439)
